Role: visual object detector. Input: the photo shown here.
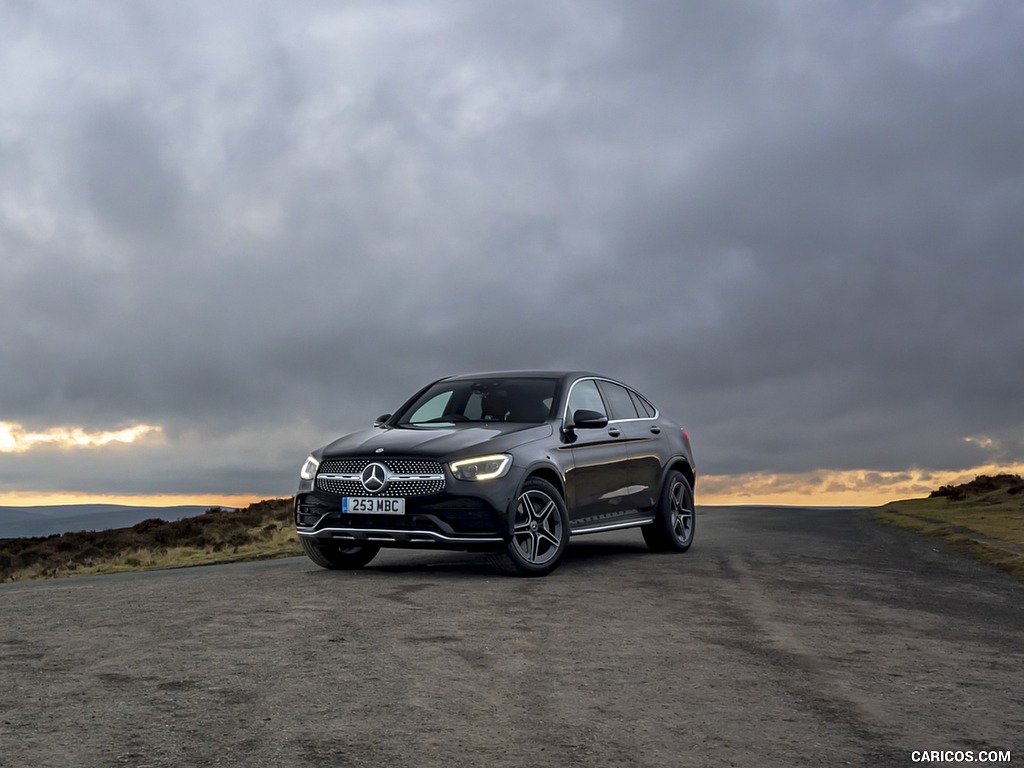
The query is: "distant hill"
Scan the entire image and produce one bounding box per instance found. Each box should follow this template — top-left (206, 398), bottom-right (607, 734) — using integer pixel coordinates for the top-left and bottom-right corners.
top-left (0, 504), bottom-right (225, 539)
top-left (0, 499), bottom-right (296, 582)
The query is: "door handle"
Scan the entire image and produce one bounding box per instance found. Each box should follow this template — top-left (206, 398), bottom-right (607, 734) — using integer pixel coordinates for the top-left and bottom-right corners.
top-left (608, 428), bottom-right (622, 438)
top-left (650, 426), bottom-right (661, 434)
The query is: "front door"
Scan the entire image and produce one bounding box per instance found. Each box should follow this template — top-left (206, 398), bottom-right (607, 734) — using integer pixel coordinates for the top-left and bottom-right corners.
top-left (562, 378), bottom-right (633, 523)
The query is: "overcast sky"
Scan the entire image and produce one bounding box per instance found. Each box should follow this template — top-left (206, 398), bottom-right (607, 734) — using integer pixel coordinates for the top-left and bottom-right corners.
top-left (2, 1), bottom-right (1022, 505)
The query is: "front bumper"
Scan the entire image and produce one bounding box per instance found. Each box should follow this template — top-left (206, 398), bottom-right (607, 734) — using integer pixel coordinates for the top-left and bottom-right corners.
top-left (297, 524), bottom-right (504, 549)
top-left (295, 469), bottom-right (522, 550)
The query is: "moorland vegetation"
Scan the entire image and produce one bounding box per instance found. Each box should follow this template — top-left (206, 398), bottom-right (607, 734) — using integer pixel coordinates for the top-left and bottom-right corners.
top-left (0, 498), bottom-right (297, 582)
top-left (2, 475), bottom-right (1022, 582)
top-left (873, 473), bottom-right (1024, 580)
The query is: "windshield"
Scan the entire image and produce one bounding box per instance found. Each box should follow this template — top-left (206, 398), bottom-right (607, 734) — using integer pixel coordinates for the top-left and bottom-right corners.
top-left (396, 377), bottom-right (558, 427)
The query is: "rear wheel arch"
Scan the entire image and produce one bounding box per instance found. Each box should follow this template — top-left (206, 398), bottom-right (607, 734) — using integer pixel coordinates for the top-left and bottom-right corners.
top-left (666, 459), bottom-right (695, 494)
top-left (643, 469), bottom-right (696, 552)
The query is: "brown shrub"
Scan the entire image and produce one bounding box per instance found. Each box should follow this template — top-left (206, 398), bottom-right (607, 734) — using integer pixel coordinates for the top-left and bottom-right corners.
top-left (929, 474), bottom-right (1024, 501)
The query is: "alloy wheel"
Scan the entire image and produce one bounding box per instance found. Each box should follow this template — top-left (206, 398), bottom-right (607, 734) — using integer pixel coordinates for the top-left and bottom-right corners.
top-left (670, 479), bottom-right (694, 543)
top-left (510, 489), bottom-right (564, 566)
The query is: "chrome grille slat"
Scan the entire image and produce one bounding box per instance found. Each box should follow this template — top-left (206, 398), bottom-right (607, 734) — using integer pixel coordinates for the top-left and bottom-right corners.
top-left (315, 458), bottom-right (445, 497)
top-left (320, 459), bottom-right (443, 474)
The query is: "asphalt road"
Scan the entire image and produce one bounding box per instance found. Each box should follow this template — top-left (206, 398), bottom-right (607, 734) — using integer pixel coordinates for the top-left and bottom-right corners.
top-left (1, 507), bottom-right (1021, 768)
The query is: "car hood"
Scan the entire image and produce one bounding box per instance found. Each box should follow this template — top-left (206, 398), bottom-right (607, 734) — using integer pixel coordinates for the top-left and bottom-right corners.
top-left (319, 422), bottom-right (554, 460)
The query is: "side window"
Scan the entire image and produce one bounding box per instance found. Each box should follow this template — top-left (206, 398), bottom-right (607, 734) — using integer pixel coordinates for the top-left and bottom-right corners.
top-left (464, 392), bottom-right (484, 420)
top-left (566, 379), bottom-right (606, 419)
top-left (629, 390), bottom-right (657, 418)
top-left (599, 381), bottom-right (640, 421)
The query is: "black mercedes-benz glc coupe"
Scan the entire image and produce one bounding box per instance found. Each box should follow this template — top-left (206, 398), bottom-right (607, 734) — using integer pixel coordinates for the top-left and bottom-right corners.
top-left (295, 371), bottom-right (696, 576)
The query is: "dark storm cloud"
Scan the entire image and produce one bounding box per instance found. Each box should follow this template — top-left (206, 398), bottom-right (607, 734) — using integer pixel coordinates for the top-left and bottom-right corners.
top-left (1, 0), bottom-right (1023, 498)
top-left (76, 101), bottom-right (185, 241)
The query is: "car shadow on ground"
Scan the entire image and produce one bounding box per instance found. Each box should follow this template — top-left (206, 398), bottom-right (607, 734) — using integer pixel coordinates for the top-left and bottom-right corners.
top-left (300, 537), bottom-right (656, 579)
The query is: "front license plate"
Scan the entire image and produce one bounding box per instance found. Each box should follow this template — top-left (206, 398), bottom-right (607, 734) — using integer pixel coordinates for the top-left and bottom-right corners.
top-left (342, 497), bottom-right (405, 515)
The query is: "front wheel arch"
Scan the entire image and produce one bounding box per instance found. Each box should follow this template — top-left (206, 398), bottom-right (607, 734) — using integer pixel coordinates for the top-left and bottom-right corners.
top-left (488, 476), bottom-right (569, 577)
top-left (496, 464), bottom-right (566, 537)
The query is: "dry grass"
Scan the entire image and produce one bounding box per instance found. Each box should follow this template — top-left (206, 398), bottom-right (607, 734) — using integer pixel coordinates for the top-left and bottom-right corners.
top-left (0, 498), bottom-right (300, 582)
top-left (872, 474), bottom-right (1024, 580)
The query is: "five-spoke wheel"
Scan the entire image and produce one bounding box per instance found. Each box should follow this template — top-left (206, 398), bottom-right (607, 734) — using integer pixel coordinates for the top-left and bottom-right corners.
top-left (642, 470), bottom-right (696, 552)
top-left (489, 477), bottom-right (569, 576)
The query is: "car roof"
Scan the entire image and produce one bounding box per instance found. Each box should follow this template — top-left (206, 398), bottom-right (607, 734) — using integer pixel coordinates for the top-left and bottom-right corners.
top-left (439, 370), bottom-right (605, 382)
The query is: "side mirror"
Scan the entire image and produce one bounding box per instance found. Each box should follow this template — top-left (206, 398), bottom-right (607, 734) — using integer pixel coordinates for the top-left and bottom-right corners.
top-left (571, 409), bottom-right (609, 429)
top-left (374, 413), bottom-right (392, 428)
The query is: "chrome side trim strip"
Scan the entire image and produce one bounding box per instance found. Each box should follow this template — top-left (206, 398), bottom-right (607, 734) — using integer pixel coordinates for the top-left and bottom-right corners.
top-left (561, 376), bottom-right (661, 422)
top-left (570, 517), bottom-right (656, 536)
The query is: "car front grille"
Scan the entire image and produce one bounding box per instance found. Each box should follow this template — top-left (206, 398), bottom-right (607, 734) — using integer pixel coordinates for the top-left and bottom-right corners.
top-left (319, 459), bottom-right (443, 474)
top-left (315, 458), bottom-right (446, 497)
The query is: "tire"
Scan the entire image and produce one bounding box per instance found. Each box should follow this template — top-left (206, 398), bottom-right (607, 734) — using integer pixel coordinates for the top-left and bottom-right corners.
top-left (488, 477), bottom-right (569, 577)
top-left (642, 470), bottom-right (696, 552)
top-left (300, 537), bottom-right (380, 570)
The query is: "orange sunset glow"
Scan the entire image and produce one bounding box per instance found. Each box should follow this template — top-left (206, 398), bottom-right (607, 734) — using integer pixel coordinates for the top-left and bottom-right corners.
top-left (698, 463), bottom-right (1024, 507)
top-left (0, 421), bottom-right (164, 453)
top-left (0, 490), bottom-right (266, 508)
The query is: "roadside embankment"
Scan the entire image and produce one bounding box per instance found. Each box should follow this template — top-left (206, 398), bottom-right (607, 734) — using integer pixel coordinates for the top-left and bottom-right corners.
top-left (0, 498), bottom-right (298, 582)
top-left (873, 474), bottom-right (1024, 580)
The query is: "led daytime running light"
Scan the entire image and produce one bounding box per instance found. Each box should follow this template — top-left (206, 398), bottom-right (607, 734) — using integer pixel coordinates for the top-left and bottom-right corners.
top-left (449, 454), bottom-right (511, 481)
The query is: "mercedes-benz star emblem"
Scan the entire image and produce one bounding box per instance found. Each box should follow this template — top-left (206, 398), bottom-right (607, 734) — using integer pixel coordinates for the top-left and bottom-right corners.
top-left (360, 462), bottom-right (389, 493)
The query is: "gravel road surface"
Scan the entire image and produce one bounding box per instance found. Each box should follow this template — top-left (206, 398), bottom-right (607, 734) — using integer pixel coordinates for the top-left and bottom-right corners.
top-left (1, 506), bottom-right (1022, 768)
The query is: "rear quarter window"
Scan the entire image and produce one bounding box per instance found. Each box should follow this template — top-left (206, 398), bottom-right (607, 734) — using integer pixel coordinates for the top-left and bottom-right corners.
top-left (629, 390), bottom-right (657, 418)
top-left (598, 381), bottom-right (641, 421)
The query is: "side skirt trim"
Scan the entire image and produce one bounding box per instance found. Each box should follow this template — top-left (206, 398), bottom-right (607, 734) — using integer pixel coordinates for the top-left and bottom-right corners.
top-left (570, 517), bottom-right (656, 536)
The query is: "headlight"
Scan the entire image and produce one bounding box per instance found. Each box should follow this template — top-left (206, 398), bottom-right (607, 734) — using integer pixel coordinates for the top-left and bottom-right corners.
top-left (449, 454), bottom-right (512, 481)
top-left (299, 455), bottom-right (320, 481)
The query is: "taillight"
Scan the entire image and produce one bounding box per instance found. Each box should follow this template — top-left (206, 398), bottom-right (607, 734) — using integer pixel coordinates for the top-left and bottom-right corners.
top-left (682, 430), bottom-right (689, 442)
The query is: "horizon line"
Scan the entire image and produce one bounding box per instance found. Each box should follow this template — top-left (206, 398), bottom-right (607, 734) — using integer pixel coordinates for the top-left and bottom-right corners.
top-left (2, 462), bottom-right (1022, 510)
